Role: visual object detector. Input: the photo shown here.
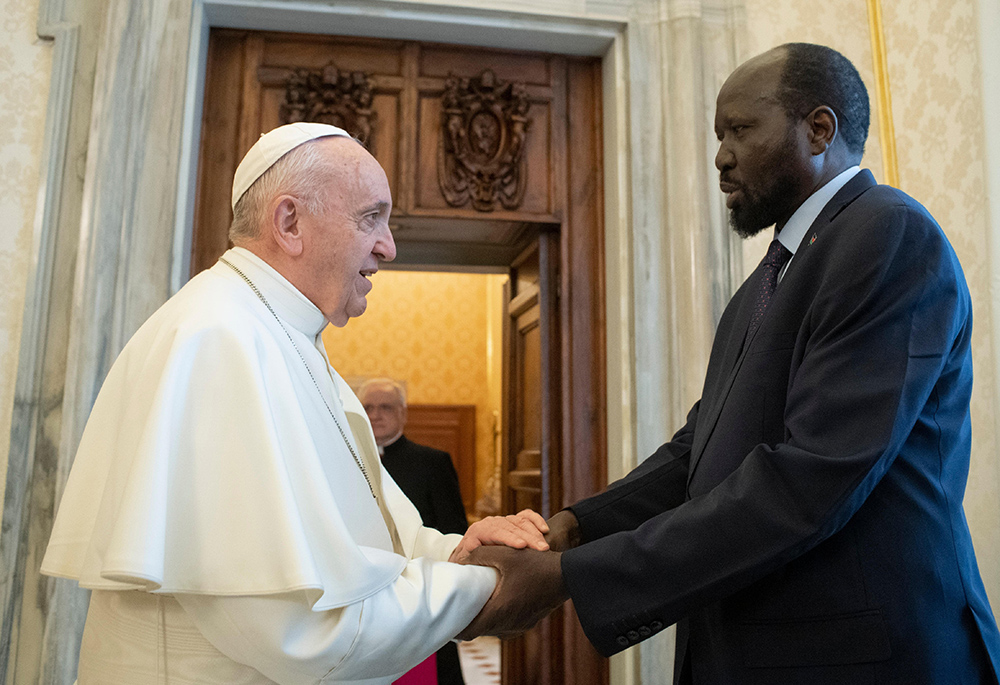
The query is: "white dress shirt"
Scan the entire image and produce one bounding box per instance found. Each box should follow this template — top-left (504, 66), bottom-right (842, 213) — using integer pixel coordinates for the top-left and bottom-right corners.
top-left (776, 166), bottom-right (861, 281)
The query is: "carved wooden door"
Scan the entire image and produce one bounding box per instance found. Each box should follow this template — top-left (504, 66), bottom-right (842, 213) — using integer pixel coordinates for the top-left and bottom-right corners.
top-left (193, 30), bottom-right (609, 685)
top-left (502, 233), bottom-right (562, 685)
top-left (405, 404), bottom-right (477, 513)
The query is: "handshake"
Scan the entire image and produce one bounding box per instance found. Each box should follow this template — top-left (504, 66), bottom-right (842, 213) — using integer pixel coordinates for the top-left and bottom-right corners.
top-left (447, 509), bottom-right (581, 640)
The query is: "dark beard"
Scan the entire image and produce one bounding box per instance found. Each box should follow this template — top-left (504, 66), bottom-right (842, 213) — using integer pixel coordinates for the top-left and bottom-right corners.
top-left (729, 192), bottom-right (779, 239)
top-left (727, 132), bottom-right (804, 239)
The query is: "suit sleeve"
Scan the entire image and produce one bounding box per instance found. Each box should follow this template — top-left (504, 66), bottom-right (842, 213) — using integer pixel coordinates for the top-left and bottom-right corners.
top-left (175, 558), bottom-right (497, 684)
top-left (568, 401), bottom-right (699, 541)
top-left (563, 201), bottom-right (971, 655)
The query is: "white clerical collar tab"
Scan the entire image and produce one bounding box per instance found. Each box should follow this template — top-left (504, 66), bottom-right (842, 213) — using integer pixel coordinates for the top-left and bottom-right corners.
top-left (222, 247), bottom-right (328, 337)
top-left (231, 123), bottom-right (351, 210)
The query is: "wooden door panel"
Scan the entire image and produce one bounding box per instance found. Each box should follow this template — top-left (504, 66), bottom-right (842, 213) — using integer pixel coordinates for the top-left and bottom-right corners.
top-left (403, 404), bottom-right (476, 513)
top-left (502, 235), bottom-right (563, 685)
top-left (517, 310), bottom-right (542, 454)
top-left (418, 47), bottom-right (553, 85)
top-left (262, 37), bottom-right (406, 74)
top-left (192, 30), bottom-right (247, 275)
top-left (413, 91), bottom-right (555, 217)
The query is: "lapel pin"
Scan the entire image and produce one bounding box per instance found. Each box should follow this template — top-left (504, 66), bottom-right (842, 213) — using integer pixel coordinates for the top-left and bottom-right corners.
top-left (809, 233), bottom-right (817, 245)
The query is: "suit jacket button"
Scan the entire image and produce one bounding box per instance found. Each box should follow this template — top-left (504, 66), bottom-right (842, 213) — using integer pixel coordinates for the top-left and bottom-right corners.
top-left (638, 626), bottom-right (651, 638)
top-left (627, 630), bottom-right (639, 641)
top-left (650, 620), bottom-right (663, 631)
top-left (616, 636), bottom-right (629, 647)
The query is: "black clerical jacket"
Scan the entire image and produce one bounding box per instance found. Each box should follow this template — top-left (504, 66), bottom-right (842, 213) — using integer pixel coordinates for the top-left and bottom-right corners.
top-left (381, 435), bottom-right (467, 536)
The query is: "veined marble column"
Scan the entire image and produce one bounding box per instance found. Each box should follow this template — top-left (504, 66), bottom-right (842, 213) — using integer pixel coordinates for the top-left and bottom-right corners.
top-left (17, 0), bottom-right (196, 681)
top-left (625, 0), bottom-right (746, 681)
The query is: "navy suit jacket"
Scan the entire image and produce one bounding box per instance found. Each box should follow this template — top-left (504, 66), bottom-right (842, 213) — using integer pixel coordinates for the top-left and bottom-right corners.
top-left (562, 171), bottom-right (1000, 684)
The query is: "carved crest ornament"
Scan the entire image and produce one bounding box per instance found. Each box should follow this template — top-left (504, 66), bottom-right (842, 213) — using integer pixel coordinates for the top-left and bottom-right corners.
top-left (278, 62), bottom-right (375, 145)
top-left (438, 69), bottom-right (530, 212)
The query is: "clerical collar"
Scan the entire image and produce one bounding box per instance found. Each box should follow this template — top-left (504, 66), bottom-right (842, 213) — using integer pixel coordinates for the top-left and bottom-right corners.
top-left (775, 166), bottom-right (861, 254)
top-left (377, 431), bottom-right (404, 456)
top-left (213, 247), bottom-right (328, 339)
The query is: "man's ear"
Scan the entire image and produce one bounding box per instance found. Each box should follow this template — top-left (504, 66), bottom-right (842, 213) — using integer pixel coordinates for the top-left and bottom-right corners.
top-left (806, 106), bottom-right (838, 155)
top-left (270, 195), bottom-right (304, 257)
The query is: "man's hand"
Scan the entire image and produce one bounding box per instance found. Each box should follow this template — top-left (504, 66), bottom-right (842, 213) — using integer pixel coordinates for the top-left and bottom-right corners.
top-left (544, 509), bottom-right (581, 552)
top-left (457, 546), bottom-right (568, 640)
top-left (449, 509), bottom-right (549, 562)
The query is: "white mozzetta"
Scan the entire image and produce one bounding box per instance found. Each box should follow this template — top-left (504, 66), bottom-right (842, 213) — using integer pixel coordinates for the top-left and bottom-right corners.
top-left (43, 248), bottom-right (493, 608)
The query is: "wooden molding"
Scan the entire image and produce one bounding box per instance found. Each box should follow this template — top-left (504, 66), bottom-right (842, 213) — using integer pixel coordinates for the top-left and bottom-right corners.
top-left (437, 69), bottom-right (531, 211)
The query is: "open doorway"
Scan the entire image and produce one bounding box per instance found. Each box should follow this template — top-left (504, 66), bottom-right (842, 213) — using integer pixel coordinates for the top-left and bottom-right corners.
top-left (323, 268), bottom-right (509, 524)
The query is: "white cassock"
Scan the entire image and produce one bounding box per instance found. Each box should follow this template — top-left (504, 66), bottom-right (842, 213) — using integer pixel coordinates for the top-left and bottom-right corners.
top-left (41, 247), bottom-right (497, 684)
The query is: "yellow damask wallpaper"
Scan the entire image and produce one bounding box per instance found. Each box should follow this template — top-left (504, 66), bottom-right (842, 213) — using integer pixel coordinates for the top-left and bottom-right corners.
top-left (743, 0), bottom-right (1000, 602)
top-left (881, 0), bottom-right (1000, 598)
top-left (0, 0), bottom-right (52, 499)
top-left (322, 270), bottom-right (507, 507)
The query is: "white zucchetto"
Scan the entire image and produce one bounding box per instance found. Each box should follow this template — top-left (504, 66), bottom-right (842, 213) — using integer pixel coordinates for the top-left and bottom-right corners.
top-left (231, 122), bottom-right (351, 210)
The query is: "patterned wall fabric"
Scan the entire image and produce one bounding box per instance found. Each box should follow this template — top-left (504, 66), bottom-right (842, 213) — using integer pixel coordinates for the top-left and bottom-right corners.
top-left (323, 270), bottom-right (507, 505)
top-left (0, 0), bottom-right (52, 494)
top-left (881, 0), bottom-right (1000, 594)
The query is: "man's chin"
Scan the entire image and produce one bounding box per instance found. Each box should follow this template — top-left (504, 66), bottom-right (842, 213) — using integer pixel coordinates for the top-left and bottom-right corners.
top-left (729, 206), bottom-right (774, 239)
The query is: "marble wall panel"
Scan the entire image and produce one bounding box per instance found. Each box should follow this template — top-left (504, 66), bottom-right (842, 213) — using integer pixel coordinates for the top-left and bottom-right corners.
top-left (0, 0), bottom-right (52, 507)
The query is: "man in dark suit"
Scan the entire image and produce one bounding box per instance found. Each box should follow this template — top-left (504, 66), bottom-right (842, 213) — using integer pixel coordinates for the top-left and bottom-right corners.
top-left (458, 43), bottom-right (1000, 683)
top-left (360, 378), bottom-right (469, 684)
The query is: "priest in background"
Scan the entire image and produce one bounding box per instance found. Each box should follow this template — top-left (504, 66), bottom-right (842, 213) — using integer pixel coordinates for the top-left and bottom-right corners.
top-left (360, 377), bottom-right (470, 685)
top-left (41, 123), bottom-right (548, 685)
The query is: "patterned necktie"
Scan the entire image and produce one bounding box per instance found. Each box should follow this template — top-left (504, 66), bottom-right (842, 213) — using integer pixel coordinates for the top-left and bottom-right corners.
top-left (748, 239), bottom-right (793, 338)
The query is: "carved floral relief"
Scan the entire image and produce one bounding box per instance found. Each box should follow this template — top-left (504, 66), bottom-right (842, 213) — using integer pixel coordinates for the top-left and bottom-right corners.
top-left (438, 69), bottom-right (530, 212)
top-left (279, 61), bottom-right (375, 145)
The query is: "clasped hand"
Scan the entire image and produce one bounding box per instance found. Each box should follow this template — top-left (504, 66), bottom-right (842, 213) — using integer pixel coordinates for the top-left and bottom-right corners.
top-left (448, 509), bottom-right (551, 562)
top-left (450, 510), bottom-right (580, 640)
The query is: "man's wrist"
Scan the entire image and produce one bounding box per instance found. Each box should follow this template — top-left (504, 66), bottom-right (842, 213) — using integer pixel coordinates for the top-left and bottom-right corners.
top-left (545, 509), bottom-right (581, 552)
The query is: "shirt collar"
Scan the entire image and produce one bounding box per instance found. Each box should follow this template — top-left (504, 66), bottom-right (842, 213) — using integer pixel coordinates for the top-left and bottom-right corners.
top-left (377, 431), bottom-right (404, 456)
top-left (775, 166), bottom-right (861, 254)
top-left (213, 246), bottom-right (329, 340)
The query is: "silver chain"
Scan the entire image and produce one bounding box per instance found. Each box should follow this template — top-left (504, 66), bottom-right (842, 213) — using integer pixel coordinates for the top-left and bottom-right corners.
top-left (219, 257), bottom-right (377, 501)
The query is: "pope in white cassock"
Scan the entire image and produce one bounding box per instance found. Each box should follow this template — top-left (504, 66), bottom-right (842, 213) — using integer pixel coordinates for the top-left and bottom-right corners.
top-left (41, 123), bottom-right (550, 684)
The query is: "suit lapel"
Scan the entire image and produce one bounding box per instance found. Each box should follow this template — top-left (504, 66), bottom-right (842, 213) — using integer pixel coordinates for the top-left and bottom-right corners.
top-left (687, 170), bottom-right (878, 482)
top-left (688, 273), bottom-right (761, 471)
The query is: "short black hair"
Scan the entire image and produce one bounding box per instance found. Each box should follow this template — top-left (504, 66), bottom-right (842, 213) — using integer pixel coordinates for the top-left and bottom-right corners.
top-left (776, 43), bottom-right (870, 158)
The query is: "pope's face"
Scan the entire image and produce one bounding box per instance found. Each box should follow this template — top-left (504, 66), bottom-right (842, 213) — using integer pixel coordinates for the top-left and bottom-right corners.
top-left (362, 386), bottom-right (406, 446)
top-left (298, 138), bottom-right (396, 326)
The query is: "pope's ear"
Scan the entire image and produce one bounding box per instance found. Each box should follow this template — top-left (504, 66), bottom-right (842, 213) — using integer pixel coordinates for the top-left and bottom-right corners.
top-left (270, 195), bottom-right (304, 257)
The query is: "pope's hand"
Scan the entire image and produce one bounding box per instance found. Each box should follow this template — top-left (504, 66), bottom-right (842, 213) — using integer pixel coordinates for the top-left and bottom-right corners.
top-left (456, 546), bottom-right (568, 640)
top-left (448, 509), bottom-right (549, 563)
